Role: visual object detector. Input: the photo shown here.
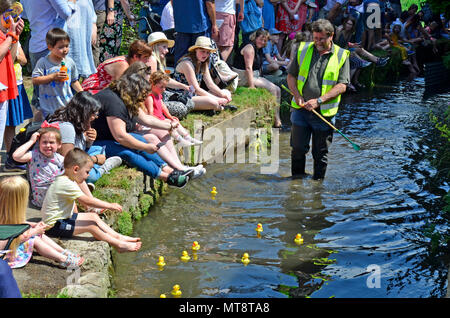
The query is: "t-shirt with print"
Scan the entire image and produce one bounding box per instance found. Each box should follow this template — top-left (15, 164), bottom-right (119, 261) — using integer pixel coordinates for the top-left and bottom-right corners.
top-left (28, 148), bottom-right (64, 208)
top-left (41, 175), bottom-right (84, 227)
top-left (32, 54), bottom-right (79, 117)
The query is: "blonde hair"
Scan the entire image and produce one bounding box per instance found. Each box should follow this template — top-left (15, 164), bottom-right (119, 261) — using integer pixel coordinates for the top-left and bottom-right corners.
top-left (0, 176), bottom-right (30, 253)
top-left (150, 42), bottom-right (167, 72)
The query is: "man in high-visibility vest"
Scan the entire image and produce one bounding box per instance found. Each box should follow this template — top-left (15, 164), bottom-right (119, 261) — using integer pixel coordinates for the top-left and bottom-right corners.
top-left (287, 19), bottom-right (350, 180)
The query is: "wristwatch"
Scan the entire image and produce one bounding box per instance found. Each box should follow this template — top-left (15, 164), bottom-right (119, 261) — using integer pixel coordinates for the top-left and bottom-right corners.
top-left (108, 7), bottom-right (114, 12)
top-left (317, 97), bottom-right (323, 105)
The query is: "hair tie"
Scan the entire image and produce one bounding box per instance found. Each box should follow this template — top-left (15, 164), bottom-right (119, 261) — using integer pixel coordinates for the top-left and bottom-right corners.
top-left (41, 120), bottom-right (60, 129)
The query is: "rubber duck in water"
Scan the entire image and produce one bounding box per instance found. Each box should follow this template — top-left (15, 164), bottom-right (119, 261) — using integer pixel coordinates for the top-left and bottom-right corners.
top-left (157, 256), bottom-right (166, 268)
top-left (160, 293), bottom-right (166, 298)
top-left (241, 252), bottom-right (250, 265)
top-left (180, 250), bottom-right (191, 262)
top-left (211, 187), bottom-right (217, 195)
top-left (192, 241), bottom-right (200, 251)
top-left (171, 284), bottom-right (182, 297)
top-left (294, 233), bottom-right (304, 245)
top-left (255, 223), bottom-right (263, 235)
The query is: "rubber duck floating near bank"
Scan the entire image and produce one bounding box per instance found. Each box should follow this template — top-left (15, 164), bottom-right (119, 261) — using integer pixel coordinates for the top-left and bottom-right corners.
top-left (157, 256), bottom-right (166, 267)
top-left (241, 252), bottom-right (250, 265)
top-left (180, 251), bottom-right (191, 262)
top-left (171, 284), bottom-right (182, 297)
top-left (192, 241), bottom-right (200, 251)
top-left (255, 223), bottom-right (263, 235)
top-left (294, 233), bottom-right (304, 245)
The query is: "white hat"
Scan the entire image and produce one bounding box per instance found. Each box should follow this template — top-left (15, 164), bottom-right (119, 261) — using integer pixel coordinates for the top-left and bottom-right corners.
top-left (188, 36), bottom-right (216, 52)
top-left (147, 32), bottom-right (175, 48)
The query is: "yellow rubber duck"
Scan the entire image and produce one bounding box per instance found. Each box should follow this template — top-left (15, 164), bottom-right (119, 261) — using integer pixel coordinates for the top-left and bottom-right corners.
top-left (294, 233), bottom-right (304, 245)
top-left (160, 293), bottom-right (166, 298)
top-left (241, 252), bottom-right (250, 265)
top-left (211, 187), bottom-right (217, 195)
top-left (171, 284), bottom-right (182, 297)
top-left (192, 241), bottom-right (200, 251)
top-left (180, 250), bottom-right (191, 262)
top-left (255, 223), bottom-right (263, 234)
top-left (156, 256), bottom-right (166, 267)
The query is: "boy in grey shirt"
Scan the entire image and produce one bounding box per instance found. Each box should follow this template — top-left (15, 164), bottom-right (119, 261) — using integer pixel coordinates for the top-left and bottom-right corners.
top-left (32, 28), bottom-right (82, 118)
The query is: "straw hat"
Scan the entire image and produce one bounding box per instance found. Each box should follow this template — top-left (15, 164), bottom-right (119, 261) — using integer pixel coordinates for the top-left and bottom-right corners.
top-left (188, 36), bottom-right (216, 52)
top-left (147, 32), bottom-right (175, 48)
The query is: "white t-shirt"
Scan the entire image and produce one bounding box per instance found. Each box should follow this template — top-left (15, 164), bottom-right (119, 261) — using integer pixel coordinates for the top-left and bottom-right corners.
top-left (215, 0), bottom-right (236, 14)
top-left (160, 1), bottom-right (174, 30)
top-left (41, 175), bottom-right (84, 227)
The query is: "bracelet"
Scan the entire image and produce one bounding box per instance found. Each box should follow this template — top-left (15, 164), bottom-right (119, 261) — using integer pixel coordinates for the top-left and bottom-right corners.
top-left (7, 32), bottom-right (19, 44)
top-left (93, 155), bottom-right (98, 163)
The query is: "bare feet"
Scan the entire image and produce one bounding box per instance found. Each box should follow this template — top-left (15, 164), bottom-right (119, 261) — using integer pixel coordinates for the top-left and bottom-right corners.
top-left (118, 234), bottom-right (141, 242)
top-left (116, 241), bottom-right (142, 253)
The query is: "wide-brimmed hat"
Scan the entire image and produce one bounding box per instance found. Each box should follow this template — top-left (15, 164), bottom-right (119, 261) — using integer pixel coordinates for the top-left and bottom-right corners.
top-left (147, 32), bottom-right (175, 48)
top-left (188, 36), bottom-right (216, 52)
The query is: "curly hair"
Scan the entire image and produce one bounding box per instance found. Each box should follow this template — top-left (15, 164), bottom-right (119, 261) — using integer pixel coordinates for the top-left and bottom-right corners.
top-left (109, 73), bottom-right (151, 116)
top-left (48, 91), bottom-right (102, 136)
top-left (122, 61), bottom-right (152, 78)
top-left (150, 70), bottom-right (170, 85)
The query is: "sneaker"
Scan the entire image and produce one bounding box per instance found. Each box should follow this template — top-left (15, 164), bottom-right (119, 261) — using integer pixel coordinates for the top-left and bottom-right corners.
top-left (185, 136), bottom-right (203, 145)
top-left (177, 137), bottom-right (195, 147)
top-left (407, 50), bottom-right (415, 56)
top-left (376, 57), bottom-right (389, 67)
top-left (361, 60), bottom-right (372, 68)
top-left (3, 158), bottom-right (26, 172)
top-left (167, 170), bottom-right (190, 188)
top-left (190, 165), bottom-right (206, 179)
top-left (98, 156), bottom-right (122, 175)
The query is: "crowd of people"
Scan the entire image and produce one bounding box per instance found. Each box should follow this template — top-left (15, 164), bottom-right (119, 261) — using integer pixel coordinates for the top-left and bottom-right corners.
top-left (0, 0), bottom-right (449, 290)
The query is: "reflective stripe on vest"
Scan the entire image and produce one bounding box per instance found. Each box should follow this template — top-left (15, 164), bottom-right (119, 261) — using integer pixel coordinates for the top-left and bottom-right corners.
top-left (291, 42), bottom-right (349, 117)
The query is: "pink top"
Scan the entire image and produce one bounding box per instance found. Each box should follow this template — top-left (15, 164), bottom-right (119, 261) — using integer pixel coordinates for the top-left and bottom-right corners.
top-left (81, 56), bottom-right (127, 94)
top-left (150, 93), bottom-right (165, 121)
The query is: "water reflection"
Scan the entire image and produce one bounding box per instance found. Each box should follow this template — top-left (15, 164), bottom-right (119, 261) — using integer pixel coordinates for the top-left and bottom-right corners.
top-left (113, 80), bottom-right (449, 298)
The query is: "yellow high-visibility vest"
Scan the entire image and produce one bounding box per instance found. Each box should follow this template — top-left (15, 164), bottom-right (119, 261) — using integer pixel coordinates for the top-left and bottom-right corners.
top-left (291, 41), bottom-right (349, 117)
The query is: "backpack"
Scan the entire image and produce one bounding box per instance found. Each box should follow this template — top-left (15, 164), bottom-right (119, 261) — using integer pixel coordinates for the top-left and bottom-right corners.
top-left (7, 121), bottom-right (43, 166)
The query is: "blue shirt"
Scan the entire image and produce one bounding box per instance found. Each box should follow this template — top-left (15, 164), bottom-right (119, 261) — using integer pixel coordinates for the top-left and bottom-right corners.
top-left (22, 0), bottom-right (76, 53)
top-left (91, 0), bottom-right (106, 11)
top-left (172, 0), bottom-right (210, 33)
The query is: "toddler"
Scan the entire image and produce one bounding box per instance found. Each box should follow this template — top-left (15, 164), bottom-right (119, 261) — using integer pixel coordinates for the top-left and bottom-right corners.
top-left (41, 148), bottom-right (141, 253)
top-left (12, 125), bottom-right (64, 208)
top-left (32, 27), bottom-right (82, 118)
top-left (146, 71), bottom-right (202, 147)
top-left (0, 176), bottom-right (84, 269)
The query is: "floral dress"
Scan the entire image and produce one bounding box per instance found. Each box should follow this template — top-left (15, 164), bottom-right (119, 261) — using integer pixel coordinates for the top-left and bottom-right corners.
top-left (98, 0), bottom-right (126, 63)
top-left (81, 56), bottom-right (127, 94)
top-left (275, 0), bottom-right (308, 35)
top-left (3, 236), bottom-right (37, 269)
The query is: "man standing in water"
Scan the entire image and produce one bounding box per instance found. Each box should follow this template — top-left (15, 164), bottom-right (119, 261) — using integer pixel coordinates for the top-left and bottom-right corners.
top-left (287, 19), bottom-right (350, 180)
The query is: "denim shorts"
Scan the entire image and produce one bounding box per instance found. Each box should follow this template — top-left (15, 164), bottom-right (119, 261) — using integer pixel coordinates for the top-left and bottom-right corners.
top-left (45, 213), bottom-right (78, 238)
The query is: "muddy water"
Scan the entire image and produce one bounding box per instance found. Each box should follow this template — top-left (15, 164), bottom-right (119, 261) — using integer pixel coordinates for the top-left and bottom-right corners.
top-left (113, 79), bottom-right (449, 298)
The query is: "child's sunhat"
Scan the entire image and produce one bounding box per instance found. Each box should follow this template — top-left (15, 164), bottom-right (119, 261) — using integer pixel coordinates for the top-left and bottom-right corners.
top-left (147, 32), bottom-right (175, 48)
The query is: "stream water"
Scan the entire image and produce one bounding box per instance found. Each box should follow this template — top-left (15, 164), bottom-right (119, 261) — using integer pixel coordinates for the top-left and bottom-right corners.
top-left (113, 78), bottom-right (449, 298)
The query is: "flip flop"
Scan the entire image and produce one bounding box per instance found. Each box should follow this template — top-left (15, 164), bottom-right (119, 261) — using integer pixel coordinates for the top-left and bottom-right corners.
top-left (223, 105), bottom-right (238, 111)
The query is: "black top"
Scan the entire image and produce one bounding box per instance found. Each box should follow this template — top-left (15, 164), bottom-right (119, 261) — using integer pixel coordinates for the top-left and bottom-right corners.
top-left (92, 88), bottom-right (138, 141)
top-left (232, 42), bottom-right (264, 72)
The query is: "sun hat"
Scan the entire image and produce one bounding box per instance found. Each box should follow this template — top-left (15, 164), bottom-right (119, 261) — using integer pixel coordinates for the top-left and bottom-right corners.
top-left (147, 32), bottom-right (175, 48)
top-left (188, 36), bottom-right (217, 52)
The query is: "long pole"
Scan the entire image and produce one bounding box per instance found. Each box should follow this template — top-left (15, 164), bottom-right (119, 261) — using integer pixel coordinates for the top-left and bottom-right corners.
top-left (281, 84), bottom-right (361, 151)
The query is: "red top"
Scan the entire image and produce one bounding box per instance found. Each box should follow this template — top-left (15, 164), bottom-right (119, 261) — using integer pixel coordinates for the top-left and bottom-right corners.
top-left (150, 93), bottom-right (165, 121)
top-left (81, 56), bottom-right (127, 94)
top-left (0, 32), bottom-right (18, 103)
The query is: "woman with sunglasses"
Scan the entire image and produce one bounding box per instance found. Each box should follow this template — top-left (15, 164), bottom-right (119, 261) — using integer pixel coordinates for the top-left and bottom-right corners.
top-left (82, 39), bottom-right (152, 94)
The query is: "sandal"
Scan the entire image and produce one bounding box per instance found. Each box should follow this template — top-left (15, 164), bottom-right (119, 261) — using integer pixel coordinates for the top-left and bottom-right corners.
top-left (62, 249), bottom-right (80, 258)
top-left (223, 104), bottom-right (238, 111)
top-left (87, 207), bottom-right (106, 215)
top-left (60, 253), bottom-right (84, 268)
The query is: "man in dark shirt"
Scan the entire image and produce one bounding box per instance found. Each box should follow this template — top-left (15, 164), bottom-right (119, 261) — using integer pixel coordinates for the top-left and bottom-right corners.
top-left (287, 19), bottom-right (350, 180)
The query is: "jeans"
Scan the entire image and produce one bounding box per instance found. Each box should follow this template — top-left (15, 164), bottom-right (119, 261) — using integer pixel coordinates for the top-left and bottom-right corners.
top-left (86, 145), bottom-right (105, 184)
top-left (93, 133), bottom-right (166, 179)
top-left (290, 108), bottom-right (334, 179)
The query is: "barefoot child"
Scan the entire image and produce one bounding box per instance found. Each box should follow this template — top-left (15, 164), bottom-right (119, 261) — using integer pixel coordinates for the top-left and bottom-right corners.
top-left (0, 176), bottom-right (84, 268)
top-left (41, 148), bottom-right (141, 253)
top-left (146, 71), bottom-right (203, 147)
